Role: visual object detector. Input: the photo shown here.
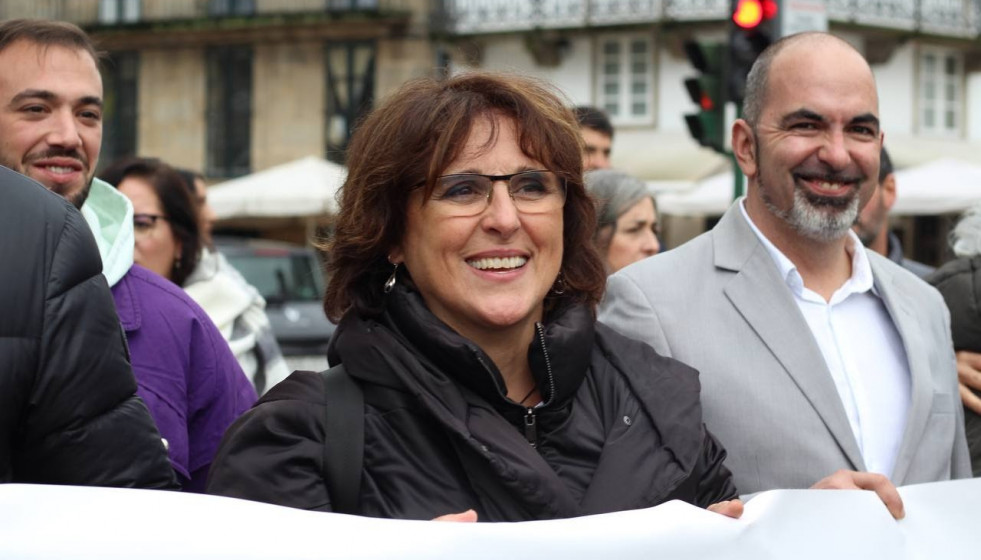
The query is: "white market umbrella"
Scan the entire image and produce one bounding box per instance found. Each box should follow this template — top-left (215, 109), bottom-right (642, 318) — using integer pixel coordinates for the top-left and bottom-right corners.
top-left (892, 158), bottom-right (981, 215)
top-left (208, 156), bottom-right (346, 220)
top-left (656, 172), bottom-right (739, 216)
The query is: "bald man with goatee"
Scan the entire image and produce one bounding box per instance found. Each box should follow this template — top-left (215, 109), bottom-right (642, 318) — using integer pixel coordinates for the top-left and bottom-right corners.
top-left (600, 32), bottom-right (969, 518)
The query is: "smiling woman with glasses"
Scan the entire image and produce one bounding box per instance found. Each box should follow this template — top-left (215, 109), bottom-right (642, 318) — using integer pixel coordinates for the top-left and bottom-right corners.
top-left (207, 72), bottom-right (741, 522)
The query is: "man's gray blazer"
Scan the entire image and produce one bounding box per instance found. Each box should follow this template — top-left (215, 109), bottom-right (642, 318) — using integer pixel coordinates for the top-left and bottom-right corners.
top-left (599, 204), bottom-right (970, 495)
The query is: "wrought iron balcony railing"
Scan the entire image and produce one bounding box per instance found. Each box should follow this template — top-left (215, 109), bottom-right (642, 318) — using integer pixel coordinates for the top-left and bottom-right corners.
top-left (830, 0), bottom-right (980, 38)
top-left (435, 0), bottom-right (981, 39)
top-left (0, 0), bottom-right (407, 27)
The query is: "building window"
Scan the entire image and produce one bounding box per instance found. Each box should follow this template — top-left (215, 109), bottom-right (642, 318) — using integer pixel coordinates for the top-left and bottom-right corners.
top-left (206, 46), bottom-right (253, 178)
top-left (918, 45), bottom-right (963, 137)
top-left (208, 0), bottom-right (256, 17)
top-left (324, 41), bottom-right (376, 163)
top-left (100, 51), bottom-right (139, 171)
top-left (99, 0), bottom-right (141, 24)
top-left (327, 0), bottom-right (380, 10)
top-left (596, 33), bottom-right (654, 126)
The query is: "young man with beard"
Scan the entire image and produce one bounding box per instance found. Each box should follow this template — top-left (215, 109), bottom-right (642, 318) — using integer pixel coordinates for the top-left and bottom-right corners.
top-left (599, 33), bottom-right (968, 514)
top-left (0, 19), bottom-right (257, 491)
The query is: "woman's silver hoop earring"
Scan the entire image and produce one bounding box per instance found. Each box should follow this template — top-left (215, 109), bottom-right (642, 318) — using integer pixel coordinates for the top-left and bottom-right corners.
top-left (384, 262), bottom-right (399, 294)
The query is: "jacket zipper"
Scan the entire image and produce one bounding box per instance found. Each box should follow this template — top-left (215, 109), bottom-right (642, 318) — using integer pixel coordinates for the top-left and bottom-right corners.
top-left (524, 408), bottom-right (538, 448)
top-left (535, 322), bottom-right (556, 407)
top-left (523, 322), bottom-right (555, 448)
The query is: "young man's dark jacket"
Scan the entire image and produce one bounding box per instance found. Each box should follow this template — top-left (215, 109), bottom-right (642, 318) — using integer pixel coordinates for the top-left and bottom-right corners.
top-left (207, 284), bottom-right (736, 519)
top-left (0, 166), bottom-right (176, 488)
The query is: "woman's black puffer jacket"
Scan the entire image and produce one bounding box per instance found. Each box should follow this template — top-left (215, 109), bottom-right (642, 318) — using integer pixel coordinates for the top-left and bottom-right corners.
top-left (208, 283), bottom-right (736, 519)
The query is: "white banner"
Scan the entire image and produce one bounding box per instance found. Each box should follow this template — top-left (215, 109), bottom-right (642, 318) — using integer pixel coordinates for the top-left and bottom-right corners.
top-left (0, 478), bottom-right (978, 559)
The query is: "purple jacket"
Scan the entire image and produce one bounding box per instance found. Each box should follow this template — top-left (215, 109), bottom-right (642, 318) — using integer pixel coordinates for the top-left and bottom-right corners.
top-left (112, 264), bottom-right (257, 492)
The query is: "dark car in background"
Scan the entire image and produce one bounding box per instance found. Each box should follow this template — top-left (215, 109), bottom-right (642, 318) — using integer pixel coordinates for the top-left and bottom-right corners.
top-left (215, 237), bottom-right (334, 373)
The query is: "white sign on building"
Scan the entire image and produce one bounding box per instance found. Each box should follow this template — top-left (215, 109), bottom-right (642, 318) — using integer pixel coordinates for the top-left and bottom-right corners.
top-left (781, 0), bottom-right (829, 35)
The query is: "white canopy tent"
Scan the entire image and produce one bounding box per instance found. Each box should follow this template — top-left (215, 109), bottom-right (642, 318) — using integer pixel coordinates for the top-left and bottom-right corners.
top-left (653, 172), bottom-right (742, 216)
top-left (208, 156), bottom-right (346, 220)
top-left (892, 158), bottom-right (981, 215)
top-left (654, 158), bottom-right (981, 217)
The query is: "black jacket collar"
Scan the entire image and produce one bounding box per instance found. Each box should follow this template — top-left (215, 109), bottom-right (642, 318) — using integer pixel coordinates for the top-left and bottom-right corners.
top-left (328, 284), bottom-right (594, 411)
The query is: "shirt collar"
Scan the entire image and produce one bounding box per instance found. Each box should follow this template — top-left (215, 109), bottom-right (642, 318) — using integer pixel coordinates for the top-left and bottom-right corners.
top-left (738, 198), bottom-right (876, 301)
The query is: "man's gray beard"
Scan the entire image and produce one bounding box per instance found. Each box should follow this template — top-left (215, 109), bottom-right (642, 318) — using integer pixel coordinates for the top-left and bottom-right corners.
top-left (753, 136), bottom-right (863, 244)
top-left (760, 180), bottom-right (860, 243)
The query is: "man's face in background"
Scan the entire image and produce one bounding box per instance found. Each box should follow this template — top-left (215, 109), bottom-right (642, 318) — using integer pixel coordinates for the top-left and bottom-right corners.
top-left (581, 127), bottom-right (612, 171)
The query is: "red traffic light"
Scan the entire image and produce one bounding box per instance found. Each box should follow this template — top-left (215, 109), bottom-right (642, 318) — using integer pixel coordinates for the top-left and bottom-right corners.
top-left (700, 92), bottom-right (714, 111)
top-left (762, 0), bottom-right (778, 19)
top-left (732, 0), bottom-right (778, 29)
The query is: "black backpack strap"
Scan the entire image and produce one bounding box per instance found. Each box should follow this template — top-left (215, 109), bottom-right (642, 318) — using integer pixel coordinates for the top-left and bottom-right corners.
top-left (320, 363), bottom-right (364, 514)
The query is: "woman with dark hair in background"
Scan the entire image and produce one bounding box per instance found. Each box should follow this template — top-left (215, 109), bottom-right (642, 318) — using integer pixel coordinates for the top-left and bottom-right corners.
top-left (206, 72), bottom-right (740, 521)
top-left (585, 169), bottom-right (661, 273)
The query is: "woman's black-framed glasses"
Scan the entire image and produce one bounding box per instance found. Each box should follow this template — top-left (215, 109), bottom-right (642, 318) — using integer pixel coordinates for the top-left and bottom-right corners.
top-left (430, 170), bottom-right (566, 217)
top-left (133, 213), bottom-right (169, 235)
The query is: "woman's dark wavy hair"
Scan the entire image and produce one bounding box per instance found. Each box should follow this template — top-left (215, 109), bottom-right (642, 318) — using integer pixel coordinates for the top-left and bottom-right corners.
top-left (322, 72), bottom-right (606, 322)
top-left (100, 157), bottom-right (201, 286)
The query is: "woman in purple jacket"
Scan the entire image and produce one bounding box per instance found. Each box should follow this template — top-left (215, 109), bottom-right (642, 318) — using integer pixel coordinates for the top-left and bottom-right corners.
top-left (94, 161), bottom-right (257, 492)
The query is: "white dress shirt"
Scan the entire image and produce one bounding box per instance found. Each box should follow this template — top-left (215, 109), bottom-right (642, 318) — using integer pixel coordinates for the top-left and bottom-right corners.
top-left (739, 200), bottom-right (911, 477)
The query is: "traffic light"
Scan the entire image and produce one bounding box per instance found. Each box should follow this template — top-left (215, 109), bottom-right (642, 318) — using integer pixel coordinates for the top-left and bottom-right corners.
top-left (729, 0), bottom-right (780, 103)
top-left (682, 40), bottom-right (726, 154)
